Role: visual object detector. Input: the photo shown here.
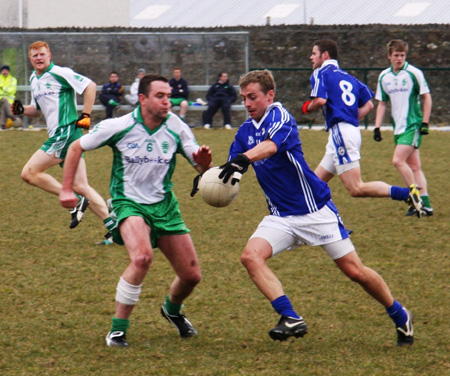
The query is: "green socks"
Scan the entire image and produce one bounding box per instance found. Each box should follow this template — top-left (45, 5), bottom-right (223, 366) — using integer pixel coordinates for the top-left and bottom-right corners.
top-left (111, 316), bottom-right (130, 334)
top-left (165, 295), bottom-right (183, 315)
top-left (103, 216), bottom-right (117, 231)
top-left (421, 195), bottom-right (432, 208)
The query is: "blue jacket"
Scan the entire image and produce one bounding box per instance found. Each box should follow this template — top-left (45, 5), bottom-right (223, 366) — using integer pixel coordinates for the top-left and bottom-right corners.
top-left (206, 80), bottom-right (237, 103)
top-left (169, 77), bottom-right (189, 99)
top-left (101, 82), bottom-right (124, 101)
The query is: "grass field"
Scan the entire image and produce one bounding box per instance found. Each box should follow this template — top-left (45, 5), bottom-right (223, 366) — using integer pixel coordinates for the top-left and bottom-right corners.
top-left (0, 127), bottom-right (449, 376)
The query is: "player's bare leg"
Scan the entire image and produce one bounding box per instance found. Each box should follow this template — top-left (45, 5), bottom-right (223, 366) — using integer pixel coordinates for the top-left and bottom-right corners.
top-left (314, 164), bottom-right (335, 183)
top-left (241, 237), bottom-right (308, 341)
top-left (333, 249), bottom-right (414, 345)
top-left (393, 145), bottom-right (431, 216)
top-left (240, 237), bottom-right (285, 301)
top-left (392, 145), bottom-right (416, 186)
top-left (339, 167), bottom-right (392, 197)
top-left (72, 158), bottom-right (110, 220)
top-left (159, 234), bottom-right (201, 338)
top-left (21, 149), bottom-right (63, 195)
top-left (106, 217), bottom-right (153, 347)
top-left (334, 250), bottom-right (394, 307)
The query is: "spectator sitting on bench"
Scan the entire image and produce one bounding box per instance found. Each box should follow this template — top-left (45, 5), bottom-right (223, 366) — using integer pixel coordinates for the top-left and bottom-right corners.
top-left (203, 72), bottom-right (237, 130)
top-left (169, 67), bottom-right (189, 121)
top-left (99, 71), bottom-right (124, 119)
top-left (125, 68), bottom-right (146, 107)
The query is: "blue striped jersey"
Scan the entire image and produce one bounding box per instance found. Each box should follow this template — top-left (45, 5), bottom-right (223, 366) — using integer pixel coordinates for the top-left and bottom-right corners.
top-left (310, 60), bottom-right (374, 131)
top-left (228, 102), bottom-right (331, 216)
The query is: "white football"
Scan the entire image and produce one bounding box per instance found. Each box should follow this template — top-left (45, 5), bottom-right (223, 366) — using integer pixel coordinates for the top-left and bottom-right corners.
top-left (199, 167), bottom-right (240, 208)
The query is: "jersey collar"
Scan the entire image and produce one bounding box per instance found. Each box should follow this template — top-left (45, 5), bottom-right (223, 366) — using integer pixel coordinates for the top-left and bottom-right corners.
top-left (390, 61), bottom-right (409, 75)
top-left (251, 102), bottom-right (282, 129)
top-left (132, 105), bottom-right (171, 135)
top-left (321, 59), bottom-right (339, 69)
top-left (34, 62), bottom-right (54, 79)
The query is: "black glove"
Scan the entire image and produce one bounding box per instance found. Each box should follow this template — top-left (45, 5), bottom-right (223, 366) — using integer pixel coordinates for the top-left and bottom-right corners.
top-left (373, 128), bottom-right (382, 142)
top-left (11, 99), bottom-right (24, 115)
top-left (219, 154), bottom-right (250, 185)
top-left (419, 122), bottom-right (429, 135)
top-left (75, 113), bottom-right (91, 129)
top-left (190, 174), bottom-right (202, 197)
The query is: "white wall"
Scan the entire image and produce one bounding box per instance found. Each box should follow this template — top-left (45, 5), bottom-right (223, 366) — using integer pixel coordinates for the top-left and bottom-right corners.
top-left (1, 0), bottom-right (130, 28)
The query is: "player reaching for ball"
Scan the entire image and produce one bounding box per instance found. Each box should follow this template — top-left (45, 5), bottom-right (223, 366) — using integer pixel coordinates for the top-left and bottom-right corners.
top-left (15, 41), bottom-right (115, 245)
top-left (302, 39), bottom-right (423, 217)
top-left (218, 69), bottom-right (414, 346)
top-left (59, 73), bottom-right (212, 348)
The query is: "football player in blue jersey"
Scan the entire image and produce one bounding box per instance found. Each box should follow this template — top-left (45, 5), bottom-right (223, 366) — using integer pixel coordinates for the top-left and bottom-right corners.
top-left (302, 39), bottom-right (423, 217)
top-left (218, 69), bottom-right (414, 346)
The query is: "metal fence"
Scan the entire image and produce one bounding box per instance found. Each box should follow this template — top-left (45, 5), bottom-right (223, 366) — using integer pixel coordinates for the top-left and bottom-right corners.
top-left (0, 31), bottom-right (250, 86)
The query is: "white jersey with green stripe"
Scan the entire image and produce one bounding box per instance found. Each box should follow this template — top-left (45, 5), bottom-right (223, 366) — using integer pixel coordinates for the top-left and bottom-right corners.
top-left (29, 62), bottom-right (91, 137)
top-left (375, 62), bottom-right (430, 135)
top-left (80, 107), bottom-right (200, 204)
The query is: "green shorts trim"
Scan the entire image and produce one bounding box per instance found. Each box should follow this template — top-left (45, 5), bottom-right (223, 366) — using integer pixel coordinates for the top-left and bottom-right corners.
top-left (41, 123), bottom-right (83, 162)
top-left (170, 97), bottom-right (188, 106)
top-left (394, 128), bottom-right (422, 149)
top-left (111, 191), bottom-right (190, 248)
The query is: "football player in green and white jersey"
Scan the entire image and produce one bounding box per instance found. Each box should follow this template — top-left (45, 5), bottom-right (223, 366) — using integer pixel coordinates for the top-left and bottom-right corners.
top-left (15, 41), bottom-right (115, 244)
top-left (59, 74), bottom-right (213, 347)
top-left (374, 39), bottom-right (433, 217)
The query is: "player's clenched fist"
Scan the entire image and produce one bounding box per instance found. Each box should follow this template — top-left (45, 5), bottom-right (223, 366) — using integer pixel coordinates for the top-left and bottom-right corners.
top-left (76, 112), bottom-right (91, 129)
top-left (11, 99), bottom-right (24, 115)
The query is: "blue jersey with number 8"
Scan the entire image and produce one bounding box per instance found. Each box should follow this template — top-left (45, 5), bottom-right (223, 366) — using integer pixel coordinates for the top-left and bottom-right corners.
top-left (310, 60), bottom-right (374, 131)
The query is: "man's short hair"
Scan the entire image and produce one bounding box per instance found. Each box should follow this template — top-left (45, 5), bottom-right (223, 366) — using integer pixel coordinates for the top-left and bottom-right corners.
top-left (28, 41), bottom-right (50, 55)
top-left (387, 39), bottom-right (408, 55)
top-left (314, 39), bottom-right (338, 60)
top-left (138, 74), bottom-right (169, 96)
top-left (239, 69), bottom-right (275, 94)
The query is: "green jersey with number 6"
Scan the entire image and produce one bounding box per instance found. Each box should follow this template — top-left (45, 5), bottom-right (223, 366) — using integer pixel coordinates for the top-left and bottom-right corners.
top-left (80, 108), bottom-right (200, 204)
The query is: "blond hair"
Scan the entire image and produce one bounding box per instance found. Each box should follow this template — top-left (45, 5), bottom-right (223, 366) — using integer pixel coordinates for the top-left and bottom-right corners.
top-left (239, 69), bottom-right (275, 94)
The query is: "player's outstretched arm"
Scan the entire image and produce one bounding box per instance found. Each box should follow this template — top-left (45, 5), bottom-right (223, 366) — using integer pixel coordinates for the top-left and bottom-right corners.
top-left (193, 145), bottom-right (212, 174)
top-left (59, 140), bottom-right (85, 209)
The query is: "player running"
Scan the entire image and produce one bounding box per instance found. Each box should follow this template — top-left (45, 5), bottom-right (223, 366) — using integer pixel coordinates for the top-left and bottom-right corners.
top-left (14, 41), bottom-right (115, 244)
top-left (59, 73), bottom-right (212, 347)
top-left (217, 69), bottom-right (414, 346)
top-left (302, 39), bottom-right (422, 217)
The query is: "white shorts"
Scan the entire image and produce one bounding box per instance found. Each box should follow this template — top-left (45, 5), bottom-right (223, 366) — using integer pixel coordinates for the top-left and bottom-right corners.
top-left (319, 122), bottom-right (361, 175)
top-left (249, 201), bottom-right (355, 260)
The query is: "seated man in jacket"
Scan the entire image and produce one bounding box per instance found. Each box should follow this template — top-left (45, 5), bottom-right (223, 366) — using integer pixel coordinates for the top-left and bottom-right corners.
top-left (99, 71), bottom-right (124, 119)
top-left (203, 72), bottom-right (237, 130)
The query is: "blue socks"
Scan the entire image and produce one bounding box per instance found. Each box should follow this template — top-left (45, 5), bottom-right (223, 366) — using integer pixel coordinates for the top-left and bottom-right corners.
top-left (271, 295), bottom-right (300, 319)
top-left (390, 186), bottom-right (410, 201)
top-left (386, 300), bottom-right (408, 327)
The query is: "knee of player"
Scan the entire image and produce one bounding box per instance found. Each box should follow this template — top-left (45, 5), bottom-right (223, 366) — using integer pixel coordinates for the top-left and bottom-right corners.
top-left (240, 247), bottom-right (262, 268)
top-left (21, 167), bottom-right (35, 184)
top-left (347, 186), bottom-right (365, 197)
top-left (344, 265), bottom-right (367, 283)
top-left (132, 251), bottom-right (153, 271)
top-left (183, 270), bottom-right (202, 287)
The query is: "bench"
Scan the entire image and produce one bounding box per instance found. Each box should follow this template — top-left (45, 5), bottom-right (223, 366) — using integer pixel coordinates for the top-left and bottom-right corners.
top-left (16, 84), bottom-right (247, 113)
